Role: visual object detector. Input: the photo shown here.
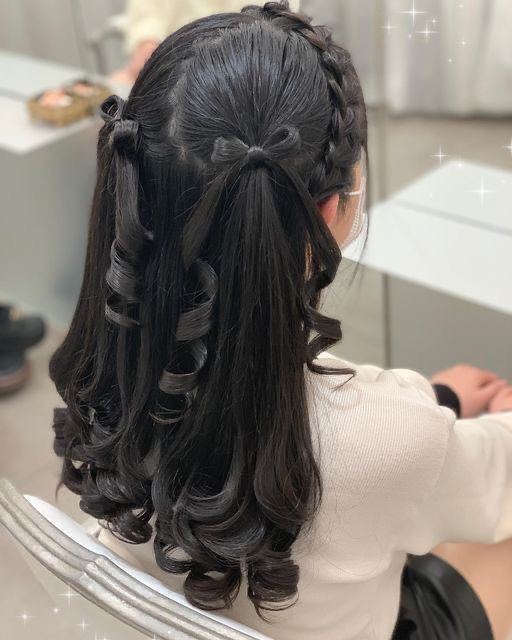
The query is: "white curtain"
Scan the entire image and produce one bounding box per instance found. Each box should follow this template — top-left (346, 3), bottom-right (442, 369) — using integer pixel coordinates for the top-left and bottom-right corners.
top-left (302, 0), bottom-right (512, 115)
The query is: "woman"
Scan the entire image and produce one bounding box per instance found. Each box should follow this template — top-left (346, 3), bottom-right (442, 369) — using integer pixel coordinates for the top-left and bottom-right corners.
top-left (51, 2), bottom-right (512, 639)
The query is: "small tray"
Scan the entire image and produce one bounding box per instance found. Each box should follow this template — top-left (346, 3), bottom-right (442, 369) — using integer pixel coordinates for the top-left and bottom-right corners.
top-left (27, 88), bottom-right (90, 127)
top-left (64, 78), bottom-right (111, 111)
top-left (27, 79), bottom-right (112, 127)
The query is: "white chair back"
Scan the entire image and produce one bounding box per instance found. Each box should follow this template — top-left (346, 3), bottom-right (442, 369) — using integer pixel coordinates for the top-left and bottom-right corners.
top-left (0, 478), bottom-right (273, 640)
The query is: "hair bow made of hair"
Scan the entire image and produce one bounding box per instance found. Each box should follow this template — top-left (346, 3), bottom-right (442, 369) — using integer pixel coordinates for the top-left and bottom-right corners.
top-left (99, 94), bottom-right (139, 158)
top-left (211, 125), bottom-right (301, 168)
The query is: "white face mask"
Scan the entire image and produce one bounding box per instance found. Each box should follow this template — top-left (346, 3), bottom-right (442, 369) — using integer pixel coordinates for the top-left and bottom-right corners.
top-left (340, 172), bottom-right (367, 251)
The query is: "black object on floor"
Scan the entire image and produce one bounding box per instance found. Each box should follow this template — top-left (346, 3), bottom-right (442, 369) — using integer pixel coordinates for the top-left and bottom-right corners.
top-left (0, 304), bottom-right (46, 353)
top-left (392, 552), bottom-right (494, 639)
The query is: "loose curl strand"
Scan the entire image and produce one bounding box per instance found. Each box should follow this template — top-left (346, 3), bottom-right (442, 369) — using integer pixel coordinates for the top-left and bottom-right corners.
top-left (50, 1), bottom-right (368, 621)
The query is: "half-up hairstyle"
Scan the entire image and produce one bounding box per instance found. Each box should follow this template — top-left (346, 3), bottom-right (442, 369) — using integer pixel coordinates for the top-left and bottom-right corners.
top-left (50, 0), bottom-right (368, 620)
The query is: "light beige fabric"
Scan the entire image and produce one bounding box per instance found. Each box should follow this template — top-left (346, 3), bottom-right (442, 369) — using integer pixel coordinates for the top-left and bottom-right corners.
top-left (125, 0), bottom-right (301, 54)
top-left (99, 351), bottom-right (512, 639)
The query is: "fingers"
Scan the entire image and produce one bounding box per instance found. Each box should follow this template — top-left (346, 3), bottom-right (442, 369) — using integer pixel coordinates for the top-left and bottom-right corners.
top-left (490, 386), bottom-right (512, 413)
top-left (493, 386), bottom-right (512, 402)
top-left (474, 369), bottom-right (501, 386)
top-left (476, 378), bottom-right (509, 404)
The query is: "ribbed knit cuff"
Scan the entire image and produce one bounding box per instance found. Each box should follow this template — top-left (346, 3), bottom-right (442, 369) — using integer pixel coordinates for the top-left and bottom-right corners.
top-left (432, 383), bottom-right (461, 418)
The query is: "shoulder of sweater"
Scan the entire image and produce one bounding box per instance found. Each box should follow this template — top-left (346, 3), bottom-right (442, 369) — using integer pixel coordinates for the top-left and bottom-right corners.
top-left (313, 350), bottom-right (438, 403)
top-left (309, 351), bottom-right (454, 485)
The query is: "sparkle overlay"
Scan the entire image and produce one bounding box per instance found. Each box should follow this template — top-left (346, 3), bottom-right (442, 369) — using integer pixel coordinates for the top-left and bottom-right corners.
top-left (16, 609), bottom-right (32, 626)
top-left (401, 0), bottom-right (426, 26)
top-left (77, 618), bottom-right (90, 631)
top-left (416, 23), bottom-right (438, 42)
top-left (431, 146), bottom-right (449, 163)
top-left (58, 585), bottom-right (79, 608)
top-left (469, 180), bottom-right (496, 206)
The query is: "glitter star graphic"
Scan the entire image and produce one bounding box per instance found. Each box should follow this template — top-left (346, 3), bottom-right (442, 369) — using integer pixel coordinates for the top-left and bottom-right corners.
top-left (382, 20), bottom-right (395, 33)
top-left (431, 146), bottom-right (449, 163)
top-left (503, 138), bottom-right (512, 157)
top-left (469, 180), bottom-right (496, 206)
top-left (76, 618), bottom-right (89, 631)
top-left (401, 0), bottom-right (426, 26)
top-left (416, 23), bottom-right (438, 41)
top-left (58, 585), bottom-right (79, 607)
top-left (17, 609), bottom-right (32, 626)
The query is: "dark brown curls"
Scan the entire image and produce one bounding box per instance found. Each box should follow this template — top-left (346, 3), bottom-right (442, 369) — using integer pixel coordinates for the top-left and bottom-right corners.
top-left (98, 94), bottom-right (152, 329)
top-left (50, 4), bottom-right (366, 623)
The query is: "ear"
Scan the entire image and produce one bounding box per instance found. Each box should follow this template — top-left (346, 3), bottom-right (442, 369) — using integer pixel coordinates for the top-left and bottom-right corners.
top-left (317, 193), bottom-right (340, 227)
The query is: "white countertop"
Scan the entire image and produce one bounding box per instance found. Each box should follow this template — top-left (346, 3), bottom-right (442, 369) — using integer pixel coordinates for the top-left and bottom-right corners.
top-left (345, 160), bottom-right (512, 316)
top-left (0, 94), bottom-right (97, 154)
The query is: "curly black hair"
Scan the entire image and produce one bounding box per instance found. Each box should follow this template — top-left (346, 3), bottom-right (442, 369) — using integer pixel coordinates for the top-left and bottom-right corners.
top-left (50, 0), bottom-right (367, 621)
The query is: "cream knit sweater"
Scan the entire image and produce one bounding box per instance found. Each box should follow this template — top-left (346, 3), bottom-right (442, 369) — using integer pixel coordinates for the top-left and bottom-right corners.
top-left (99, 351), bottom-right (512, 639)
top-left (125, 0), bottom-right (302, 55)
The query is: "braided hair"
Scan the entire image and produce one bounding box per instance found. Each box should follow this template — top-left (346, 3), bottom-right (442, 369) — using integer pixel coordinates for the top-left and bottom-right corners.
top-left (50, 1), bottom-right (368, 620)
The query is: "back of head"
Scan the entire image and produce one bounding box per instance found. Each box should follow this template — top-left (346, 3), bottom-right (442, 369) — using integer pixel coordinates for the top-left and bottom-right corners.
top-left (50, 1), bottom-right (367, 619)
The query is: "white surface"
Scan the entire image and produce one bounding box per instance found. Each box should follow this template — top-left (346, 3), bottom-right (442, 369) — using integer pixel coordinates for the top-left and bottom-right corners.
top-left (0, 49), bottom-right (87, 98)
top-left (0, 94), bottom-right (95, 154)
top-left (0, 50), bottom-right (127, 154)
top-left (23, 494), bottom-right (273, 640)
top-left (392, 160), bottom-right (512, 233)
top-left (345, 160), bottom-right (512, 316)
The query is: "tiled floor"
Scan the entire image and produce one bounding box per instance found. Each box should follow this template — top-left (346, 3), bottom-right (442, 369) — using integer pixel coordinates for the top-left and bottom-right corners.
top-left (1, 112), bottom-right (512, 637)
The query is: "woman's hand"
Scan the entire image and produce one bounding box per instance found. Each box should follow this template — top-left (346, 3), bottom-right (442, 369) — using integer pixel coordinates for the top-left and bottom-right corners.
top-left (489, 385), bottom-right (512, 413)
top-left (430, 365), bottom-right (508, 418)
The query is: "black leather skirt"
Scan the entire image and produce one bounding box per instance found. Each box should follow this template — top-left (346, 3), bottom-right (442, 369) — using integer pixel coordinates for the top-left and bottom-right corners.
top-left (391, 553), bottom-right (494, 640)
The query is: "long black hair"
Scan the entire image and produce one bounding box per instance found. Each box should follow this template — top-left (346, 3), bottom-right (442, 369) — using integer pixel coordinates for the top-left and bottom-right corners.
top-left (50, 1), bottom-right (367, 620)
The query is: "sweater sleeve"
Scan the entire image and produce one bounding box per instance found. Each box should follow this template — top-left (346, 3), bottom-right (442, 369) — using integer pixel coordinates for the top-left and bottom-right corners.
top-left (311, 354), bottom-right (512, 551)
top-left (125, 0), bottom-right (171, 55)
top-left (386, 370), bottom-right (512, 552)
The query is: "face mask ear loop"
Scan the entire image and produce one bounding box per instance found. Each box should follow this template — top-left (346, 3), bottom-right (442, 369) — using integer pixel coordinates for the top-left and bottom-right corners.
top-left (340, 173), bottom-right (367, 250)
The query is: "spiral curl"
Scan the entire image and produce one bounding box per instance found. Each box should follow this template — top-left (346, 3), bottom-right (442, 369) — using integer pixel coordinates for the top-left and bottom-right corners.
top-left (99, 95), bottom-right (153, 329)
top-left (151, 257), bottom-right (218, 425)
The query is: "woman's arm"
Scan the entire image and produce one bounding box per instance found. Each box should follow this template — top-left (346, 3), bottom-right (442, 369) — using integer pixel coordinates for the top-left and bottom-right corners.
top-left (394, 400), bottom-right (512, 552)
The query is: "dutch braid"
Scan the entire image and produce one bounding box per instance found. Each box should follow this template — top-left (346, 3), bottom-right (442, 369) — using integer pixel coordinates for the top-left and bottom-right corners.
top-left (245, 1), bottom-right (363, 184)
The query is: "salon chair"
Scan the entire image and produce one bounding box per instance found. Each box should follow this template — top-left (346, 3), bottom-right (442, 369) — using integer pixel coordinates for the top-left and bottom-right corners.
top-left (0, 478), bottom-right (272, 640)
